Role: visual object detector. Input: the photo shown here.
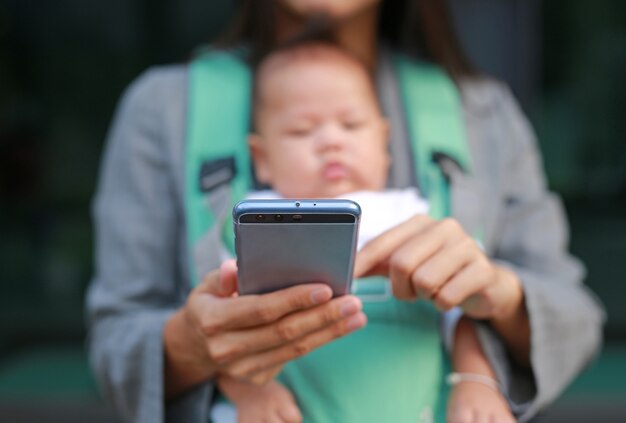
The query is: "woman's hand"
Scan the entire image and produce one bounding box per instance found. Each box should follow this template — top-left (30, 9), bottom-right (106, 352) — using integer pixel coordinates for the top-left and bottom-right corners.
top-left (354, 215), bottom-right (522, 318)
top-left (353, 215), bottom-right (529, 362)
top-left (164, 260), bottom-right (367, 399)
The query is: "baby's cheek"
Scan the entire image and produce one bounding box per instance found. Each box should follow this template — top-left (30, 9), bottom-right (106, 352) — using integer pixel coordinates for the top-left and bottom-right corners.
top-left (364, 158), bottom-right (388, 190)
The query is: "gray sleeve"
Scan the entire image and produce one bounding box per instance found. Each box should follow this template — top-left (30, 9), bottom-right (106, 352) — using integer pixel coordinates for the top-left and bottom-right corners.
top-left (86, 69), bottom-right (213, 423)
top-left (476, 85), bottom-right (606, 422)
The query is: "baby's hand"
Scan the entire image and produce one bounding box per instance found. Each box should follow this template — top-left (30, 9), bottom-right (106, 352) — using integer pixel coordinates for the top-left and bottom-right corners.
top-left (447, 382), bottom-right (515, 423)
top-left (218, 376), bottom-right (302, 423)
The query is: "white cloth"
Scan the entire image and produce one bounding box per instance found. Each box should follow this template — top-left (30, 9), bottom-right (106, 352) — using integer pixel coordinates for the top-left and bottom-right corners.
top-left (246, 188), bottom-right (429, 251)
top-left (341, 189), bottom-right (429, 250)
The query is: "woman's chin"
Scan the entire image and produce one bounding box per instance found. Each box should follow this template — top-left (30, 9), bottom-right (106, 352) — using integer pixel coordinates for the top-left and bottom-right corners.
top-left (278, 0), bottom-right (378, 21)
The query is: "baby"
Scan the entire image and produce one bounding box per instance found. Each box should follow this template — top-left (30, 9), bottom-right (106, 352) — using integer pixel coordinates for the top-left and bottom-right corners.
top-left (214, 43), bottom-right (514, 423)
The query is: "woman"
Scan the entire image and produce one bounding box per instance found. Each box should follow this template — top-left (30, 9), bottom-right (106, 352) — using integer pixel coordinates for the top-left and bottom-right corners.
top-left (87, 0), bottom-right (605, 422)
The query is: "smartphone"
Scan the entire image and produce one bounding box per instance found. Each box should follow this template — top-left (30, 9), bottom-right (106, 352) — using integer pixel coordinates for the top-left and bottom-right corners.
top-left (233, 199), bottom-right (361, 296)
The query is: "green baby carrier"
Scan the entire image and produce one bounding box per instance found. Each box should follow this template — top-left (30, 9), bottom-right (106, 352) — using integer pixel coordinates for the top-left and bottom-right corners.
top-left (184, 48), bottom-right (472, 422)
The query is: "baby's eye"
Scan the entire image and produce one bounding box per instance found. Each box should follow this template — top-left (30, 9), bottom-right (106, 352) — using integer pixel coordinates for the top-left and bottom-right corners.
top-left (286, 120), bottom-right (316, 138)
top-left (286, 125), bottom-right (314, 137)
top-left (343, 119), bottom-right (365, 131)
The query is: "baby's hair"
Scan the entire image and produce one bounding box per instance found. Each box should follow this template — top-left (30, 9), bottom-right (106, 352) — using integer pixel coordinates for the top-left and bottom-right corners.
top-left (251, 22), bottom-right (378, 132)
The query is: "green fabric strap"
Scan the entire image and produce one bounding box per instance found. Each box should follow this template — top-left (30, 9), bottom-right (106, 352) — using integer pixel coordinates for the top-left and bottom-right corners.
top-left (394, 55), bottom-right (472, 422)
top-left (394, 55), bottom-right (472, 220)
top-left (185, 50), bottom-right (252, 285)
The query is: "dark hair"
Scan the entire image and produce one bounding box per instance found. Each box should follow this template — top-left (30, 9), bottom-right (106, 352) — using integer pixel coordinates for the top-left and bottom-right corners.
top-left (218, 0), bottom-right (476, 78)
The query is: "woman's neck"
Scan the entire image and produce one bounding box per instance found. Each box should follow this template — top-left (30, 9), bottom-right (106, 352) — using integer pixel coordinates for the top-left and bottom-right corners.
top-left (275, 6), bottom-right (380, 71)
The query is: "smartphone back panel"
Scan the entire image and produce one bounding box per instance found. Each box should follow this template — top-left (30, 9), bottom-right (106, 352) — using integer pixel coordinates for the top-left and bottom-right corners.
top-left (233, 199), bottom-right (361, 296)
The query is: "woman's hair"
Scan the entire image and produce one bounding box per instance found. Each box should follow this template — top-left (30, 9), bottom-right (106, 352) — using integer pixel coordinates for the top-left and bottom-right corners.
top-left (218, 0), bottom-right (476, 77)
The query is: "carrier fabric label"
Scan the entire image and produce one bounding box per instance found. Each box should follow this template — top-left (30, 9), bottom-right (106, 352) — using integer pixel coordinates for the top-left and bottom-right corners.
top-left (199, 157), bottom-right (236, 193)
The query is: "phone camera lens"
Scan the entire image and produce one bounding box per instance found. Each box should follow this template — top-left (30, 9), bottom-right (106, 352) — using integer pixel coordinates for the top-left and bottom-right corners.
top-left (295, 202), bottom-right (300, 207)
top-left (274, 214), bottom-right (283, 221)
top-left (256, 214), bottom-right (265, 221)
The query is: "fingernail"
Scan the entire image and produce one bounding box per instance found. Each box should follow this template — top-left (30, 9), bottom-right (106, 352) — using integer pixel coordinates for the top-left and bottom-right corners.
top-left (340, 299), bottom-right (361, 317)
top-left (310, 288), bottom-right (332, 304)
top-left (346, 313), bottom-right (366, 331)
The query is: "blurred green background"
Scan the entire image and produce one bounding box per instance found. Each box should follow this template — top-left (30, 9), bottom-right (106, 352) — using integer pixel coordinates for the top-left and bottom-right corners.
top-left (0, 0), bottom-right (624, 421)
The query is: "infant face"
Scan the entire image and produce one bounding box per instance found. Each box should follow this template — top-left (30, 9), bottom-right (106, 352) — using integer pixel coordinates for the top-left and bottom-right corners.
top-left (250, 46), bottom-right (389, 199)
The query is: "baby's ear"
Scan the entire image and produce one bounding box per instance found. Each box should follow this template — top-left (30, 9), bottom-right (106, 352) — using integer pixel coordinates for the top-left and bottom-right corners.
top-left (380, 118), bottom-right (392, 167)
top-left (248, 133), bottom-right (272, 184)
top-left (380, 117), bottom-right (390, 144)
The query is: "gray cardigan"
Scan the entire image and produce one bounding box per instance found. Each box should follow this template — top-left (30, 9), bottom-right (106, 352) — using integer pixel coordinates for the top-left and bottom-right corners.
top-left (86, 57), bottom-right (605, 422)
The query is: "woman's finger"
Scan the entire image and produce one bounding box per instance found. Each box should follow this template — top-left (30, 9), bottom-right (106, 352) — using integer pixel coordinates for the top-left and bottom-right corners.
top-left (386, 224), bottom-right (448, 300)
top-left (223, 311), bottom-right (367, 381)
top-left (409, 237), bottom-right (478, 300)
top-left (433, 259), bottom-right (494, 313)
top-left (384, 218), bottom-right (460, 299)
top-left (277, 404), bottom-right (303, 423)
top-left (195, 260), bottom-right (238, 297)
top-left (247, 364), bottom-right (284, 385)
top-left (195, 269), bottom-right (221, 295)
top-left (354, 214), bottom-right (433, 278)
top-left (385, 218), bottom-right (468, 300)
top-left (218, 259), bottom-right (238, 296)
top-left (196, 283), bottom-right (335, 335)
top-left (206, 295), bottom-right (363, 363)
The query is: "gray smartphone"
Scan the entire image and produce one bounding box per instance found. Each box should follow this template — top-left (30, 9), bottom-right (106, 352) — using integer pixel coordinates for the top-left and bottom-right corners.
top-left (233, 199), bottom-right (361, 296)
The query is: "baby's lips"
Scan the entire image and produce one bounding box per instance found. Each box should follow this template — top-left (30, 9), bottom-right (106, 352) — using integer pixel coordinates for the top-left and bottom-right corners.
top-left (323, 162), bottom-right (349, 181)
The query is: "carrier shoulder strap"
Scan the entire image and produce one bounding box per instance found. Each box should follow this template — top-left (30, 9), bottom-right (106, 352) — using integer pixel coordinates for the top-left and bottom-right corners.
top-left (185, 50), bottom-right (252, 285)
top-left (185, 51), bottom-right (471, 285)
top-left (393, 54), bottom-right (472, 220)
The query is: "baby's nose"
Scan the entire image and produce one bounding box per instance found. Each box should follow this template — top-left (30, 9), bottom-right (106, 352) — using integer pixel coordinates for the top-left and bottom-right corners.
top-left (315, 123), bottom-right (346, 150)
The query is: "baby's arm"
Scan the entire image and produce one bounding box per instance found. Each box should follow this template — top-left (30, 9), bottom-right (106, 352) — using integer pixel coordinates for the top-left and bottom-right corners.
top-left (217, 375), bottom-right (302, 423)
top-left (447, 317), bottom-right (516, 423)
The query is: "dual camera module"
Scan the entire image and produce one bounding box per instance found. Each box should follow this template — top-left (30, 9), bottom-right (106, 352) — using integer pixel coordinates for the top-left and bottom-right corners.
top-left (255, 201), bottom-right (304, 222)
top-left (255, 214), bottom-right (303, 222)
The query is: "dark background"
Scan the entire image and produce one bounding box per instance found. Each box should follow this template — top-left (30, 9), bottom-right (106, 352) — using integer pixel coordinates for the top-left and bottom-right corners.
top-left (0, 0), bottom-right (625, 421)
